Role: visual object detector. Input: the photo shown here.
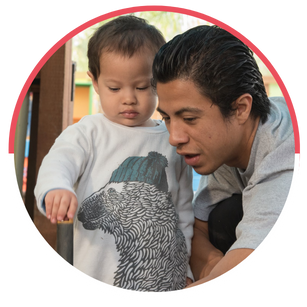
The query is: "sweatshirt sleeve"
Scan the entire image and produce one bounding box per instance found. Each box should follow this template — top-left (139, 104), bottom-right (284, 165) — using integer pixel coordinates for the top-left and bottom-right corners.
top-left (34, 122), bottom-right (91, 216)
top-left (176, 162), bottom-right (195, 281)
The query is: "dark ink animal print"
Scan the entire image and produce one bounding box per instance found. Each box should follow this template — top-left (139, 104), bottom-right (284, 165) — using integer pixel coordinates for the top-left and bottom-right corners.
top-left (77, 152), bottom-right (188, 291)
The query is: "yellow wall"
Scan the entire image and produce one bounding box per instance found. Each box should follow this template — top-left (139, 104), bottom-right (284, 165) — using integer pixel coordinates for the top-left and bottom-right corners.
top-left (73, 86), bottom-right (90, 123)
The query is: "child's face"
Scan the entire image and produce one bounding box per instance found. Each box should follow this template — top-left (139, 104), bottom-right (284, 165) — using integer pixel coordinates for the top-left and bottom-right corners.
top-left (89, 51), bottom-right (157, 127)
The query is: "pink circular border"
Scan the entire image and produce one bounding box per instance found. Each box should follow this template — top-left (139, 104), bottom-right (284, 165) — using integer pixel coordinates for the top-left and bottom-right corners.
top-left (8, 5), bottom-right (300, 154)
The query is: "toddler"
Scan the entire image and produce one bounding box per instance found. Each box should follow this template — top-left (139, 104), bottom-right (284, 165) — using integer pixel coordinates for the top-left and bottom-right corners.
top-left (35, 15), bottom-right (194, 291)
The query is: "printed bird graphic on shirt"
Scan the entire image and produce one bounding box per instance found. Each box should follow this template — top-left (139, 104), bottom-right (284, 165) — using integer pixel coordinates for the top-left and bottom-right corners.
top-left (77, 151), bottom-right (188, 291)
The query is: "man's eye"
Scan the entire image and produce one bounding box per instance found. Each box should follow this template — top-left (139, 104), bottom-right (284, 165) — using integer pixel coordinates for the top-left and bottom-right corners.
top-left (161, 116), bottom-right (170, 122)
top-left (184, 117), bottom-right (197, 123)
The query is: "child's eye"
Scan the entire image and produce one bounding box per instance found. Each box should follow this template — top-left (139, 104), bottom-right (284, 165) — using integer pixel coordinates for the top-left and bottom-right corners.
top-left (109, 87), bottom-right (120, 92)
top-left (136, 86), bottom-right (149, 91)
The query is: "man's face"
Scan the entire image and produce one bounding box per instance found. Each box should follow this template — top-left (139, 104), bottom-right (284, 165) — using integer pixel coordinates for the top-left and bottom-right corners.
top-left (156, 79), bottom-right (245, 175)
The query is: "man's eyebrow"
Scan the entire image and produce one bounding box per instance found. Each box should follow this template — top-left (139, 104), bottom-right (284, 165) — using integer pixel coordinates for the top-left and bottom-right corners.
top-left (156, 107), bottom-right (203, 116)
top-left (156, 107), bottom-right (168, 115)
top-left (175, 107), bottom-right (203, 115)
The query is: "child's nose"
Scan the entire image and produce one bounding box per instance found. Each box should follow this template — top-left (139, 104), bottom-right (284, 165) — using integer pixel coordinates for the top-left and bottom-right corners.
top-left (123, 89), bottom-right (137, 105)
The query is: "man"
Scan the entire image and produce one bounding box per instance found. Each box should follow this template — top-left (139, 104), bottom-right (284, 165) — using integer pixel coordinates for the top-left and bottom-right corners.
top-left (152, 25), bottom-right (295, 287)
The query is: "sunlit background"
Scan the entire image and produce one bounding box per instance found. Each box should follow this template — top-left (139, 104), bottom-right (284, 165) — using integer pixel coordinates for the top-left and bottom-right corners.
top-left (70, 11), bottom-right (282, 192)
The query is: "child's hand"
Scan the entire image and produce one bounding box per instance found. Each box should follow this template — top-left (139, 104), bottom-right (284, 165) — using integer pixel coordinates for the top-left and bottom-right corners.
top-left (44, 189), bottom-right (78, 224)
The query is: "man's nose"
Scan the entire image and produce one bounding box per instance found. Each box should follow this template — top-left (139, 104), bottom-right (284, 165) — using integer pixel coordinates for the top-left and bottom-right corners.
top-left (168, 121), bottom-right (189, 147)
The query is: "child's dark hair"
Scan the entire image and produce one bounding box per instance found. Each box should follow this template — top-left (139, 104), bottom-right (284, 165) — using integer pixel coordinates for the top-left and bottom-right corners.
top-left (88, 15), bottom-right (166, 80)
top-left (152, 25), bottom-right (270, 123)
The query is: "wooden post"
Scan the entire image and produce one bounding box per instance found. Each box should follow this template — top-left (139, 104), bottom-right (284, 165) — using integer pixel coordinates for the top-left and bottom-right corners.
top-left (34, 41), bottom-right (74, 252)
top-left (57, 219), bottom-right (74, 265)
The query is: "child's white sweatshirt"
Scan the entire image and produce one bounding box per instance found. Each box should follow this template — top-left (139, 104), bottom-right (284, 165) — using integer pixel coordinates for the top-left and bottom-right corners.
top-left (35, 114), bottom-right (194, 291)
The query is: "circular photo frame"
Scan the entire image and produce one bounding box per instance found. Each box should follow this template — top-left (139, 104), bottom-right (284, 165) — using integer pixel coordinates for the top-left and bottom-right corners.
top-left (5, 3), bottom-right (303, 302)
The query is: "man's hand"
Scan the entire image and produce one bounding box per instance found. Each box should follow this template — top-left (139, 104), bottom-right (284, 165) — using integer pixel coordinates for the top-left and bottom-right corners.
top-left (44, 189), bottom-right (78, 224)
top-left (188, 218), bottom-right (254, 288)
top-left (186, 277), bottom-right (193, 286)
top-left (186, 248), bottom-right (254, 288)
top-left (190, 218), bottom-right (224, 280)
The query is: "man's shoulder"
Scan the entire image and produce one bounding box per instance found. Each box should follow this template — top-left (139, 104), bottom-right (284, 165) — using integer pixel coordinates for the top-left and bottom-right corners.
top-left (258, 96), bottom-right (294, 147)
top-left (250, 97), bottom-right (295, 180)
top-left (263, 97), bottom-right (293, 133)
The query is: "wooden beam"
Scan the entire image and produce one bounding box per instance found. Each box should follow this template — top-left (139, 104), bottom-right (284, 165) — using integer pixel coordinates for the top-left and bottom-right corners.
top-left (34, 41), bottom-right (73, 250)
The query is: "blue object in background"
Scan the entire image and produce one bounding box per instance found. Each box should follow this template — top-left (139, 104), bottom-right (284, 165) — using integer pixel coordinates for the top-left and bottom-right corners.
top-left (192, 170), bottom-right (201, 192)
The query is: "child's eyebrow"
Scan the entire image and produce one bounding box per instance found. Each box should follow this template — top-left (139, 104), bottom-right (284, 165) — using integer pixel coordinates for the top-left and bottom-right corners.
top-left (104, 78), bottom-right (121, 83)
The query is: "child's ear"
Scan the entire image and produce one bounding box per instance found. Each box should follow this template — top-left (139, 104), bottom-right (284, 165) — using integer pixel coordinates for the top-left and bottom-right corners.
top-left (87, 71), bottom-right (99, 94)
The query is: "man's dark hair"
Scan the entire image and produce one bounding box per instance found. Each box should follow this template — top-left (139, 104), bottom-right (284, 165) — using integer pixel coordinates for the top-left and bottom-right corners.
top-left (88, 15), bottom-right (166, 80)
top-left (152, 25), bottom-right (270, 123)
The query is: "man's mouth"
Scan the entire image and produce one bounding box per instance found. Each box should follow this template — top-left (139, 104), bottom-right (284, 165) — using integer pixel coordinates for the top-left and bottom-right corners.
top-left (178, 152), bottom-right (201, 166)
top-left (184, 154), bottom-right (200, 166)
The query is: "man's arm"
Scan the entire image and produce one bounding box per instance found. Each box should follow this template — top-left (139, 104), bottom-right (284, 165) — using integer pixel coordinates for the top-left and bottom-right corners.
top-left (188, 218), bottom-right (253, 287)
top-left (190, 218), bottom-right (223, 280)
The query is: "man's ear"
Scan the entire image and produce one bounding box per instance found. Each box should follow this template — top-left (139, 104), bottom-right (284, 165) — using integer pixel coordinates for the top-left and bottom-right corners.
top-left (87, 71), bottom-right (99, 94)
top-left (234, 94), bottom-right (253, 125)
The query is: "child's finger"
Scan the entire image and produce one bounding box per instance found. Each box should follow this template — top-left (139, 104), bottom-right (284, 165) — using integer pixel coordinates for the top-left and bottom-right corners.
top-left (57, 194), bottom-right (72, 221)
top-left (50, 193), bottom-right (62, 224)
top-left (44, 192), bottom-right (55, 220)
top-left (67, 195), bottom-right (78, 220)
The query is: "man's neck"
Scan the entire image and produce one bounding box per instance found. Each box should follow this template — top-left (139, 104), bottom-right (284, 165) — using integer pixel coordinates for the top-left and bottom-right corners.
top-left (227, 116), bottom-right (260, 171)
